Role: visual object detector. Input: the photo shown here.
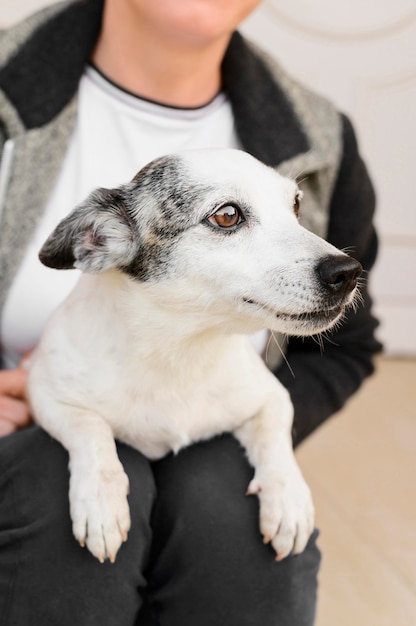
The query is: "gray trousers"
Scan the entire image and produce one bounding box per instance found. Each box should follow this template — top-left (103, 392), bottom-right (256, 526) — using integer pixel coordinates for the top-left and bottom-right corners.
top-left (0, 427), bottom-right (320, 625)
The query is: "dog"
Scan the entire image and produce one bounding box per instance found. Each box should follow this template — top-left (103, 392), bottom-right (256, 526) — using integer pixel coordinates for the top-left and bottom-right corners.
top-left (28, 148), bottom-right (361, 563)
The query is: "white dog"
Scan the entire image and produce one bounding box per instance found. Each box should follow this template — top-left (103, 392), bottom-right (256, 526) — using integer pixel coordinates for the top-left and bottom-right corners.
top-left (28, 149), bottom-right (361, 564)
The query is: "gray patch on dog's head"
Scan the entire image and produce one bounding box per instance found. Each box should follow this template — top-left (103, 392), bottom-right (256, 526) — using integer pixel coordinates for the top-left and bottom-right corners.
top-left (121, 155), bottom-right (212, 280)
top-left (39, 154), bottom-right (212, 280)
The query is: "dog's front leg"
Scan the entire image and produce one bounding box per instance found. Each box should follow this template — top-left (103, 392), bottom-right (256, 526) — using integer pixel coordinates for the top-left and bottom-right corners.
top-left (36, 405), bottom-right (130, 563)
top-left (234, 388), bottom-right (314, 560)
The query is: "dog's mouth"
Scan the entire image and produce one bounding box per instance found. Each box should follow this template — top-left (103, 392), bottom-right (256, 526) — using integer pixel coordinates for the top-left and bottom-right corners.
top-left (242, 297), bottom-right (343, 327)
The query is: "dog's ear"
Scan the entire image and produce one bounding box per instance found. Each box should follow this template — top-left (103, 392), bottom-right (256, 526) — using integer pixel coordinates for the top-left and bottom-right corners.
top-left (39, 187), bottom-right (137, 273)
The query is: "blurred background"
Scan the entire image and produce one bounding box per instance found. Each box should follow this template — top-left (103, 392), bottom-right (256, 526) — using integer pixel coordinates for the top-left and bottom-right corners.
top-left (1, 1), bottom-right (415, 624)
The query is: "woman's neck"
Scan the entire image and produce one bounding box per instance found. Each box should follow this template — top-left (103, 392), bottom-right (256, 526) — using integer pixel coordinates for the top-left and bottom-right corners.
top-left (92, 2), bottom-right (231, 108)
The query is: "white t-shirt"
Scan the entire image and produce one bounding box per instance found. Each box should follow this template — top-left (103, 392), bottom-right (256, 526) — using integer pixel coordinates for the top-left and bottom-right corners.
top-left (1, 66), bottom-right (267, 368)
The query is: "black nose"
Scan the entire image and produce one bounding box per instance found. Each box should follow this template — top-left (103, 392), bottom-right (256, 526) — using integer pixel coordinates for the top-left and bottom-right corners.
top-left (317, 255), bottom-right (362, 296)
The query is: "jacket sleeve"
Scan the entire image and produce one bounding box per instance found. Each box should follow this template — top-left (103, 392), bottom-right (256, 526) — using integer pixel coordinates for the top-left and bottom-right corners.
top-left (275, 114), bottom-right (383, 447)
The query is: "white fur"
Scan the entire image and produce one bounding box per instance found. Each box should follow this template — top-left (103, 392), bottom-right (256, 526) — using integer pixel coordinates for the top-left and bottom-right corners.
top-left (28, 149), bottom-right (360, 563)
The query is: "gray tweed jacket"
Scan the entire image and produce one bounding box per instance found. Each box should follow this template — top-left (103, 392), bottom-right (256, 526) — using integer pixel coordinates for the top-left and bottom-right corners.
top-left (0, 0), bottom-right (381, 443)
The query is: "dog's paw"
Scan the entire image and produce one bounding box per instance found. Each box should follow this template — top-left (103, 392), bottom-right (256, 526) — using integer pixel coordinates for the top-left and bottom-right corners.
top-left (247, 467), bottom-right (315, 560)
top-left (69, 459), bottom-right (131, 563)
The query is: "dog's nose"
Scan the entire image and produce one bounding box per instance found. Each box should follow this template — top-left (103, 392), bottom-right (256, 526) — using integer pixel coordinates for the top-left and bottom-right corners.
top-left (317, 255), bottom-right (362, 296)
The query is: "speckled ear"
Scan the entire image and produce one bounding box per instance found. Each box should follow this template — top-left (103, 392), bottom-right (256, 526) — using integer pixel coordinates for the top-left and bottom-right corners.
top-left (39, 186), bottom-right (138, 273)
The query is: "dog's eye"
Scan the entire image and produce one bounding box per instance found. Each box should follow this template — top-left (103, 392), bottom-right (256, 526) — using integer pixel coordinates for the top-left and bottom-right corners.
top-left (207, 204), bottom-right (245, 229)
top-left (293, 193), bottom-right (301, 218)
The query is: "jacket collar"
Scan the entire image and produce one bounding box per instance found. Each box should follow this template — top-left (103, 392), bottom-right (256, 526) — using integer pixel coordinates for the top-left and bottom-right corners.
top-left (0, 0), bottom-right (104, 130)
top-left (0, 0), bottom-right (309, 167)
top-left (222, 32), bottom-right (309, 166)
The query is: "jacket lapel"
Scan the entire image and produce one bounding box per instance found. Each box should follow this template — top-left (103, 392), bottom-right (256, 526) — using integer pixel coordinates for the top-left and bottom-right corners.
top-left (223, 32), bottom-right (310, 167)
top-left (0, 98), bottom-right (77, 313)
top-left (0, 0), bottom-right (103, 130)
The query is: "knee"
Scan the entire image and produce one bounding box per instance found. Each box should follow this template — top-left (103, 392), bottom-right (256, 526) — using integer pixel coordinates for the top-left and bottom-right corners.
top-left (0, 429), bottom-right (157, 623)
top-left (0, 426), bottom-right (71, 515)
top-left (0, 427), bottom-right (156, 544)
top-left (147, 436), bottom-right (321, 626)
top-left (151, 435), bottom-right (259, 551)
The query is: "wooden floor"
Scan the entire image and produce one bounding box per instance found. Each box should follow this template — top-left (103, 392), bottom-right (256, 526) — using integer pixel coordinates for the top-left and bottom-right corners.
top-left (296, 357), bottom-right (416, 626)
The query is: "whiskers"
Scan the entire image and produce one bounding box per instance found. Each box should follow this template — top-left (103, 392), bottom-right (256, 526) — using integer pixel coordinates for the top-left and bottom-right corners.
top-left (310, 275), bottom-right (366, 349)
top-left (341, 245), bottom-right (356, 256)
top-left (354, 271), bottom-right (368, 310)
top-left (266, 331), bottom-right (295, 378)
top-left (287, 159), bottom-right (312, 188)
top-left (310, 327), bottom-right (340, 352)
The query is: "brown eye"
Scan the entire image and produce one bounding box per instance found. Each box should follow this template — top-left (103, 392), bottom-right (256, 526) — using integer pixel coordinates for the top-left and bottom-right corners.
top-left (293, 193), bottom-right (301, 218)
top-left (207, 204), bottom-right (244, 229)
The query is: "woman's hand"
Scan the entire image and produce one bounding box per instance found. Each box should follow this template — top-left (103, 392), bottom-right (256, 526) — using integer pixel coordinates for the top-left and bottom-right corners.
top-left (0, 359), bottom-right (32, 437)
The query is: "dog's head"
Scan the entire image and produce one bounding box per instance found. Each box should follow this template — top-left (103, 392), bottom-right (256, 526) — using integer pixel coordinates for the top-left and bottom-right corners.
top-left (40, 149), bottom-right (361, 336)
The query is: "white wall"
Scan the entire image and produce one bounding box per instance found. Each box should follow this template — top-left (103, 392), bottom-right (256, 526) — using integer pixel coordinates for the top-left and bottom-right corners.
top-left (2, 0), bottom-right (415, 355)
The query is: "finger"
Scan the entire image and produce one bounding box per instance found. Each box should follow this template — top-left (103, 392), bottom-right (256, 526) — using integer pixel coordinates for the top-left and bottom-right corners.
top-left (0, 368), bottom-right (28, 398)
top-left (0, 396), bottom-right (31, 427)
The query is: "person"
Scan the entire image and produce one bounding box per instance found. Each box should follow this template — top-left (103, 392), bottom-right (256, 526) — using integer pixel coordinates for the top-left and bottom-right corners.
top-left (0, 0), bottom-right (381, 624)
